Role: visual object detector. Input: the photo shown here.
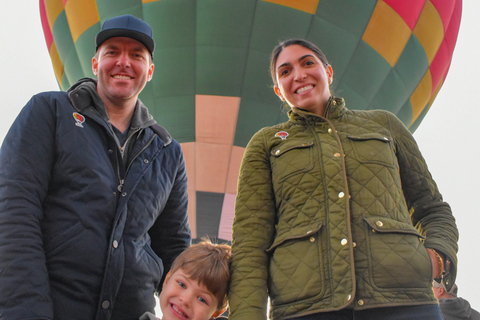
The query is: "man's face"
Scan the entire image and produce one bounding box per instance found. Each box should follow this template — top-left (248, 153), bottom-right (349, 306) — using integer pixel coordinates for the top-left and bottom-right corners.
top-left (92, 37), bottom-right (154, 107)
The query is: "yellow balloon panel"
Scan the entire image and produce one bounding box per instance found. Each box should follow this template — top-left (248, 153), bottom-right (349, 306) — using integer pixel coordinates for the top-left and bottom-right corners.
top-left (262, 0), bottom-right (319, 14)
top-left (65, 0), bottom-right (100, 43)
top-left (413, 0), bottom-right (445, 64)
top-left (362, 1), bottom-right (412, 67)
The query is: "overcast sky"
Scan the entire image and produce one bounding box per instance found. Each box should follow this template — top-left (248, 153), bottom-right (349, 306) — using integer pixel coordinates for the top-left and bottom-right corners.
top-left (1, 0), bottom-right (479, 311)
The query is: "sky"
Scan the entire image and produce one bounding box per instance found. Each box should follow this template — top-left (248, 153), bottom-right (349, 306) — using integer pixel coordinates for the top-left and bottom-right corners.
top-left (1, 0), bottom-right (479, 312)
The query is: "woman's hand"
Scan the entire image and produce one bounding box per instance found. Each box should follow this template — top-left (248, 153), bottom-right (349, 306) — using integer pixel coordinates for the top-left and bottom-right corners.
top-left (426, 248), bottom-right (444, 279)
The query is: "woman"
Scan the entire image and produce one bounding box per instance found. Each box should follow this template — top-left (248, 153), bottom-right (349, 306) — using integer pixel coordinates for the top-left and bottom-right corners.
top-left (228, 39), bottom-right (458, 320)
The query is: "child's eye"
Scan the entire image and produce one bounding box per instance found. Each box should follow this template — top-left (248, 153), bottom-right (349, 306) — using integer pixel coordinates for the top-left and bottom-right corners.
top-left (177, 281), bottom-right (186, 288)
top-left (197, 296), bottom-right (208, 305)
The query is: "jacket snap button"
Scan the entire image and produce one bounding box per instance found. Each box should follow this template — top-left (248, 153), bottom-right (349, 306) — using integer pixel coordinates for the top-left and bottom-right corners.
top-left (334, 153), bottom-right (340, 157)
top-left (341, 238), bottom-right (348, 246)
top-left (112, 240), bottom-right (118, 248)
top-left (309, 236), bottom-right (315, 242)
top-left (144, 159), bottom-right (149, 163)
top-left (102, 300), bottom-right (110, 309)
top-left (352, 242), bottom-right (357, 247)
top-left (275, 150), bottom-right (280, 155)
top-left (328, 128), bottom-right (332, 133)
top-left (347, 294), bottom-right (352, 301)
top-left (358, 300), bottom-right (364, 306)
top-left (338, 192), bottom-right (345, 198)
top-left (376, 221), bottom-right (383, 227)
top-left (122, 192), bottom-right (127, 197)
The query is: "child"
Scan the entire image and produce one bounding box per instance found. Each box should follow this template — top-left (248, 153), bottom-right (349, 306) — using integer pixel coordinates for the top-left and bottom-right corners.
top-left (140, 239), bottom-right (231, 320)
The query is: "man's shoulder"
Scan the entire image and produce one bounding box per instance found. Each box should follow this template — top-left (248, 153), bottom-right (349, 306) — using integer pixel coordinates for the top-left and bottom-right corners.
top-left (35, 90), bottom-right (68, 99)
top-left (439, 297), bottom-right (480, 320)
top-left (150, 123), bottom-right (172, 146)
top-left (30, 90), bottom-right (70, 107)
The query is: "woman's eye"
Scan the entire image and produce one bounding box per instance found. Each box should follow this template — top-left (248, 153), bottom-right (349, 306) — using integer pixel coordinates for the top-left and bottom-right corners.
top-left (279, 69), bottom-right (289, 76)
top-left (305, 60), bottom-right (315, 66)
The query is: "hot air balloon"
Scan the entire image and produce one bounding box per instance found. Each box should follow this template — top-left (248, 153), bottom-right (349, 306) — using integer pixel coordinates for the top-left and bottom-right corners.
top-left (39, 0), bottom-right (462, 242)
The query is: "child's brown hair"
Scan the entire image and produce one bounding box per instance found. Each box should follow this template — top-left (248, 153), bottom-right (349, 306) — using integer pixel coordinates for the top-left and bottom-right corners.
top-left (169, 239), bottom-right (231, 313)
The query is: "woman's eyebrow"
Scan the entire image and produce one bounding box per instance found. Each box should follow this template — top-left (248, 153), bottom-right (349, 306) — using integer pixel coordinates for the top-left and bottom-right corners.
top-left (277, 54), bottom-right (315, 70)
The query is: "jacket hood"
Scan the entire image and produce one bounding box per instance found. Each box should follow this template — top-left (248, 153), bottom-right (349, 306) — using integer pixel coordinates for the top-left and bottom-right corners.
top-left (439, 297), bottom-right (479, 319)
top-left (67, 77), bottom-right (157, 130)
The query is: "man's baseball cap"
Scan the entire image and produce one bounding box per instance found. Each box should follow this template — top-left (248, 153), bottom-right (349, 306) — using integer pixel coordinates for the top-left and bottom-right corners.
top-left (95, 15), bottom-right (155, 55)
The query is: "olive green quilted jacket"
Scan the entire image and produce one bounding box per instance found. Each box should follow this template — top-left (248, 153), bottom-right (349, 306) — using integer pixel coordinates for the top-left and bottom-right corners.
top-left (229, 97), bottom-right (458, 320)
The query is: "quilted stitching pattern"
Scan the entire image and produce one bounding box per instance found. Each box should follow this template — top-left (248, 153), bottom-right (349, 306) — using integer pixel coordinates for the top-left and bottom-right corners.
top-left (229, 99), bottom-right (458, 320)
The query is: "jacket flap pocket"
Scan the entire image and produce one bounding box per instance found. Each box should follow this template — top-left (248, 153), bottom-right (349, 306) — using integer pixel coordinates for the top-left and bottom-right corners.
top-left (363, 216), bottom-right (425, 239)
top-left (271, 141), bottom-right (314, 157)
top-left (347, 133), bottom-right (391, 142)
top-left (266, 222), bottom-right (323, 253)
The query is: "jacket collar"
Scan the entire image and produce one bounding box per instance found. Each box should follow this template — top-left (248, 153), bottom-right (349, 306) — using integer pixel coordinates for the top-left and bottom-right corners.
top-left (67, 77), bottom-right (157, 131)
top-left (288, 96), bottom-right (346, 122)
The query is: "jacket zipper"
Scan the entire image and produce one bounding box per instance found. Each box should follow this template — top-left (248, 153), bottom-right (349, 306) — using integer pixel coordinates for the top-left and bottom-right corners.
top-left (117, 130), bottom-right (158, 192)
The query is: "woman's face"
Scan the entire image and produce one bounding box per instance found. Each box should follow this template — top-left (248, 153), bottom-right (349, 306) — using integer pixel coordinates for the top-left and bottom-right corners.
top-left (274, 45), bottom-right (333, 116)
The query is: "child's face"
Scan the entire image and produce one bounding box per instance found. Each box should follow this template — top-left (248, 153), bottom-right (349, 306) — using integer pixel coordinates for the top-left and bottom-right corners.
top-left (160, 269), bottom-right (220, 320)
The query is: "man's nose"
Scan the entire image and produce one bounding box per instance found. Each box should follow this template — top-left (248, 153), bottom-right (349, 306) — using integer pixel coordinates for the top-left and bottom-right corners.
top-left (116, 52), bottom-right (131, 67)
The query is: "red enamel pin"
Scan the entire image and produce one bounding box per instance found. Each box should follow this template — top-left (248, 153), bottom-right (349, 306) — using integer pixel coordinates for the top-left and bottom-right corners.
top-left (275, 131), bottom-right (288, 140)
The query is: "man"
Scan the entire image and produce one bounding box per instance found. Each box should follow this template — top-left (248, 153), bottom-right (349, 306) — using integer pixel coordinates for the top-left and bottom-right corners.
top-left (433, 282), bottom-right (480, 320)
top-left (0, 15), bottom-right (191, 320)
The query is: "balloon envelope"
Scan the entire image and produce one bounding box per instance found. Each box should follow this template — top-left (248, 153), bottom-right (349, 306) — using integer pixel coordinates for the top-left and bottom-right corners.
top-left (40, 0), bottom-right (462, 242)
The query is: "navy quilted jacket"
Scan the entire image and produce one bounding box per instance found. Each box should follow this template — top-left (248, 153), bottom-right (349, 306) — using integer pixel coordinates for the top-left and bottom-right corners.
top-left (229, 97), bottom-right (458, 320)
top-left (0, 78), bottom-right (191, 320)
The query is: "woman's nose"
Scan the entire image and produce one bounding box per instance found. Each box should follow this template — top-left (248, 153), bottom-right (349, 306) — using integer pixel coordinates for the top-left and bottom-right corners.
top-left (293, 68), bottom-right (306, 81)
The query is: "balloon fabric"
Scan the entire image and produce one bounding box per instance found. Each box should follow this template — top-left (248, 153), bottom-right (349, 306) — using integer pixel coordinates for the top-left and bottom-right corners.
top-left (39, 0), bottom-right (462, 242)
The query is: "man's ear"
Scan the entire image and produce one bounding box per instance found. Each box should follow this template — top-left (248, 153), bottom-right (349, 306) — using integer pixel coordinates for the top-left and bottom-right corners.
top-left (147, 63), bottom-right (154, 82)
top-left (274, 86), bottom-right (284, 101)
top-left (92, 57), bottom-right (98, 76)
